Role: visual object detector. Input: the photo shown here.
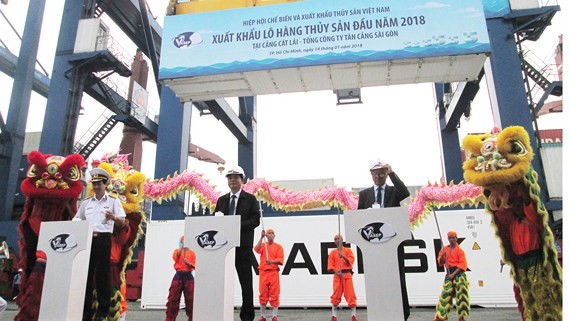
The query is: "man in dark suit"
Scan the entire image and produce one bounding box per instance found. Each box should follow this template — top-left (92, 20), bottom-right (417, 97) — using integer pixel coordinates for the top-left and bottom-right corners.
top-left (357, 159), bottom-right (410, 209)
top-left (214, 165), bottom-right (260, 321)
top-left (357, 158), bottom-right (411, 320)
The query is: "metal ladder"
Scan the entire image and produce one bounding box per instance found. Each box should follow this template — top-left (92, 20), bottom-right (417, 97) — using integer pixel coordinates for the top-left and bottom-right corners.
top-left (73, 109), bottom-right (118, 160)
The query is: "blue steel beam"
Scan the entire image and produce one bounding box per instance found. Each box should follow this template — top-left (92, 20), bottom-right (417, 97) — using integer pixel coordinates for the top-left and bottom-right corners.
top-left (0, 47), bottom-right (50, 98)
top-left (151, 85), bottom-right (191, 220)
top-left (441, 69), bottom-right (485, 131)
top-left (485, 17), bottom-right (548, 203)
top-left (136, 0), bottom-right (160, 93)
top-left (506, 6), bottom-right (560, 42)
top-left (38, 0), bottom-right (159, 154)
top-left (194, 99), bottom-right (249, 143)
top-left (0, 0), bottom-right (46, 220)
top-left (534, 81), bottom-right (563, 115)
top-left (38, 0), bottom-right (84, 155)
top-left (435, 83), bottom-right (464, 184)
top-left (98, 0), bottom-right (162, 63)
top-left (237, 96), bottom-right (256, 180)
top-left (0, 47), bottom-right (158, 141)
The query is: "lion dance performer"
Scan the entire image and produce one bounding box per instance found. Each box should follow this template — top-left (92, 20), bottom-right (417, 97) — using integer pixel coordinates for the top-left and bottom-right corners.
top-left (15, 150), bottom-right (85, 321)
top-left (462, 126), bottom-right (562, 320)
top-left (433, 230), bottom-right (470, 321)
top-left (89, 154), bottom-right (146, 321)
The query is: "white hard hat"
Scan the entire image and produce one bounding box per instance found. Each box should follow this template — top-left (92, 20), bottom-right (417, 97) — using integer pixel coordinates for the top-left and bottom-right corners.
top-left (225, 165), bottom-right (245, 177)
top-left (369, 158), bottom-right (388, 171)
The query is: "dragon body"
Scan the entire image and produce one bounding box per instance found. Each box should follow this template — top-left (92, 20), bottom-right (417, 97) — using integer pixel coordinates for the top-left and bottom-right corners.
top-left (462, 126), bottom-right (561, 320)
top-left (15, 151), bottom-right (85, 321)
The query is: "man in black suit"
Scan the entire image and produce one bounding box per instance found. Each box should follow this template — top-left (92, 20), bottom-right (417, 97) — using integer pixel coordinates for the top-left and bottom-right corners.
top-left (357, 159), bottom-right (410, 209)
top-left (357, 158), bottom-right (411, 320)
top-left (214, 165), bottom-right (260, 321)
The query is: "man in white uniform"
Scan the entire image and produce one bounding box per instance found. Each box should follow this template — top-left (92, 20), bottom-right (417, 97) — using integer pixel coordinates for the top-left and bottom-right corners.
top-left (75, 168), bottom-right (126, 321)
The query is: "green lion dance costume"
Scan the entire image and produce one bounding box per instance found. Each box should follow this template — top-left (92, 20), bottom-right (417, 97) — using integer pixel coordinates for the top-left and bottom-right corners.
top-left (462, 126), bottom-right (562, 321)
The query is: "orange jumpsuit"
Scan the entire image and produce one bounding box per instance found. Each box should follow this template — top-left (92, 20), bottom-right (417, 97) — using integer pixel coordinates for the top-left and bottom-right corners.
top-left (437, 245), bottom-right (468, 272)
top-left (435, 245), bottom-right (470, 321)
top-left (255, 242), bottom-right (284, 307)
top-left (328, 247), bottom-right (357, 307)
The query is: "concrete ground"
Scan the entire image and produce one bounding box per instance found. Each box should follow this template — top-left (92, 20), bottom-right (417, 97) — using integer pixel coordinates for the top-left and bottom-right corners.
top-left (1, 300), bottom-right (523, 321)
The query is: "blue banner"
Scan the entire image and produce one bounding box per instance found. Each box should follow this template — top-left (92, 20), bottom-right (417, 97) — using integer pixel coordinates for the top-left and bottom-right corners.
top-left (159, 0), bottom-right (491, 80)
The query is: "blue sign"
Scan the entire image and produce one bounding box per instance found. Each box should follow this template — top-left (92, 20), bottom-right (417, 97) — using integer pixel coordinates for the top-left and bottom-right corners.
top-left (159, 0), bottom-right (491, 80)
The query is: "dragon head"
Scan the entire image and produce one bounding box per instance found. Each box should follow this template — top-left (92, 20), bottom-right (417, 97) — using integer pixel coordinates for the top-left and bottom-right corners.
top-left (21, 150), bottom-right (85, 199)
top-left (462, 126), bottom-right (534, 187)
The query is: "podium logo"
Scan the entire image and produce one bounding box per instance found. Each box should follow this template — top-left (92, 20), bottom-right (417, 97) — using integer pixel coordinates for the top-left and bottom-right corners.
top-left (358, 222), bottom-right (397, 243)
top-left (49, 234), bottom-right (78, 253)
top-left (196, 230), bottom-right (228, 250)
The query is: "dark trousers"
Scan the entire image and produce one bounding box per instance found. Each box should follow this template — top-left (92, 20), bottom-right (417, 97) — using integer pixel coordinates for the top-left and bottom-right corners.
top-left (83, 233), bottom-right (111, 321)
top-left (235, 247), bottom-right (255, 321)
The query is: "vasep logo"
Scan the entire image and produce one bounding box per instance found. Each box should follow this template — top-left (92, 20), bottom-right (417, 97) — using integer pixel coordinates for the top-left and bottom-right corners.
top-left (173, 32), bottom-right (203, 49)
top-left (358, 222), bottom-right (397, 243)
top-left (49, 234), bottom-right (78, 253)
top-left (196, 230), bottom-right (228, 250)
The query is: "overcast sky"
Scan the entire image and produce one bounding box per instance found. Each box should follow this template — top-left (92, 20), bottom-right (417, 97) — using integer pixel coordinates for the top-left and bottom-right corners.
top-left (0, 1), bottom-right (565, 194)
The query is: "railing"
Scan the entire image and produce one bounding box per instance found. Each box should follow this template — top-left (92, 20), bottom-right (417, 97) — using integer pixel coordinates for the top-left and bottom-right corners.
top-left (538, 0), bottom-right (559, 7)
top-left (95, 33), bottom-right (132, 69)
top-left (94, 71), bottom-right (159, 124)
top-left (521, 43), bottom-right (561, 99)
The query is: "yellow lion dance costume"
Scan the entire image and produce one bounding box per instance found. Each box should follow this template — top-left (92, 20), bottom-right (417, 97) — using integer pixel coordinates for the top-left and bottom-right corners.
top-left (462, 126), bottom-right (561, 321)
top-left (88, 154), bottom-right (146, 321)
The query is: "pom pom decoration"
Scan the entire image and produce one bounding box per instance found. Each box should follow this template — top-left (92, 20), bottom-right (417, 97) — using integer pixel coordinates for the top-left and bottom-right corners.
top-left (408, 179), bottom-right (484, 228)
top-left (143, 173), bottom-right (358, 212)
top-left (144, 171), bottom-right (221, 211)
top-left (243, 178), bottom-right (358, 211)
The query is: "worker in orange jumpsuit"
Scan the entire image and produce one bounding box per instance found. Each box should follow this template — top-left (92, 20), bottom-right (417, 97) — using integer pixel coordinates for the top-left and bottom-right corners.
top-left (327, 234), bottom-right (358, 321)
top-left (254, 229), bottom-right (284, 321)
top-left (165, 236), bottom-right (196, 321)
top-left (434, 231), bottom-right (470, 321)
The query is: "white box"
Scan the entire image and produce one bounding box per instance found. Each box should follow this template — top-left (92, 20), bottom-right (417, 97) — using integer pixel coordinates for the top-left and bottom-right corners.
top-left (73, 18), bottom-right (109, 54)
top-left (510, 0), bottom-right (540, 10)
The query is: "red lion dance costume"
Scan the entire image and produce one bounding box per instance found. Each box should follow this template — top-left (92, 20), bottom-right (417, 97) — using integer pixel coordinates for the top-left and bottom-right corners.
top-left (15, 150), bottom-right (85, 321)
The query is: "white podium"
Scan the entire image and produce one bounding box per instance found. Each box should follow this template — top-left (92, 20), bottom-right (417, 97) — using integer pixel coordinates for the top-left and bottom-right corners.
top-left (185, 215), bottom-right (241, 321)
top-left (344, 208), bottom-right (411, 321)
top-left (37, 221), bottom-right (92, 321)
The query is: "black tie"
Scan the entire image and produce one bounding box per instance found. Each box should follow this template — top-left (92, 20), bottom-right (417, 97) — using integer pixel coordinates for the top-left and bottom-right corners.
top-left (377, 187), bottom-right (383, 207)
top-left (229, 195), bottom-right (236, 215)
